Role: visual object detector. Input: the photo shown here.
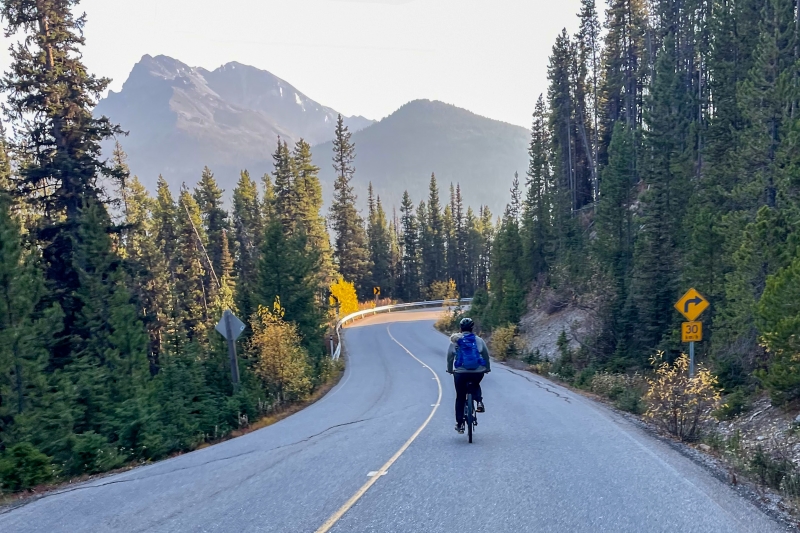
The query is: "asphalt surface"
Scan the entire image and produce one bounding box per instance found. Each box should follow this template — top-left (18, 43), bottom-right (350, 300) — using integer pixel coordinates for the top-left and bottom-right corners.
top-left (0, 310), bottom-right (787, 532)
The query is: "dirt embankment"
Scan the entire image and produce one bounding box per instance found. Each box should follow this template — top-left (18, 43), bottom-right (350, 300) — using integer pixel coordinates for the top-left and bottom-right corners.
top-left (518, 304), bottom-right (590, 360)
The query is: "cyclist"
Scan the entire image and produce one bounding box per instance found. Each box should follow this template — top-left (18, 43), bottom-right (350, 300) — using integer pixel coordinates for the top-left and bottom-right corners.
top-left (447, 317), bottom-right (490, 433)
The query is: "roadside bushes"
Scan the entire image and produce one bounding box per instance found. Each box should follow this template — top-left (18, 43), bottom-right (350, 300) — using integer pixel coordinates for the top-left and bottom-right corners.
top-left (644, 353), bottom-right (721, 442)
top-left (0, 443), bottom-right (53, 492)
top-left (590, 372), bottom-right (647, 414)
top-left (489, 324), bottom-right (523, 362)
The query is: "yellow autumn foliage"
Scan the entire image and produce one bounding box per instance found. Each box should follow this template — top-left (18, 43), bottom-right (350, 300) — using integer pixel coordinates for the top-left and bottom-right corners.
top-left (329, 277), bottom-right (359, 317)
top-left (644, 352), bottom-right (721, 442)
top-left (248, 298), bottom-right (312, 403)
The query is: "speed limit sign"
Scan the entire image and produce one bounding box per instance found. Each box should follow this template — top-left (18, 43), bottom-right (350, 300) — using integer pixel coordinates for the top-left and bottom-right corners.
top-left (681, 321), bottom-right (703, 343)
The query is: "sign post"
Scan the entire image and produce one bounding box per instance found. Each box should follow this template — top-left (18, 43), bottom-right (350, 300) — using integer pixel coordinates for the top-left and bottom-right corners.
top-left (215, 310), bottom-right (246, 388)
top-left (373, 286), bottom-right (380, 307)
top-left (674, 289), bottom-right (709, 377)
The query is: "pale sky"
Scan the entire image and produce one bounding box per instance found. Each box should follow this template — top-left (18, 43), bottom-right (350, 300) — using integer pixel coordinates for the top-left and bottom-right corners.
top-left (1, 0), bottom-right (583, 128)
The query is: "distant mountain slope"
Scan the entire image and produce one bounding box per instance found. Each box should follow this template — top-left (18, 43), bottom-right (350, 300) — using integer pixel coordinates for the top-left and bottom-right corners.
top-left (95, 55), bottom-right (373, 192)
top-left (313, 100), bottom-right (529, 217)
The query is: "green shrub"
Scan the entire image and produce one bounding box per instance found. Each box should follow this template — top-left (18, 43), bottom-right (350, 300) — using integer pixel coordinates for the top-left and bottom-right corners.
top-left (523, 350), bottom-right (543, 365)
top-left (0, 443), bottom-right (54, 492)
top-left (615, 388), bottom-right (645, 414)
top-left (590, 371), bottom-right (647, 414)
top-left (574, 368), bottom-right (595, 389)
top-left (69, 432), bottom-right (124, 475)
top-left (749, 446), bottom-right (794, 490)
top-left (713, 388), bottom-right (751, 420)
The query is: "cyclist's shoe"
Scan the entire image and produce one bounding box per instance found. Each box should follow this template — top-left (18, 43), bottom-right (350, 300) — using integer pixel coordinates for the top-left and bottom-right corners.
top-left (476, 401), bottom-right (485, 413)
top-left (455, 422), bottom-right (465, 433)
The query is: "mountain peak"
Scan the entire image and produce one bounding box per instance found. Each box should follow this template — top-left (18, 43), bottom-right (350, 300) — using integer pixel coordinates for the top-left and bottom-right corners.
top-left (96, 55), bottom-right (376, 196)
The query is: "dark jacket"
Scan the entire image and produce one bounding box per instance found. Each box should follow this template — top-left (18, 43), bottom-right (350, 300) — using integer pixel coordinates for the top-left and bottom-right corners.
top-left (447, 333), bottom-right (491, 373)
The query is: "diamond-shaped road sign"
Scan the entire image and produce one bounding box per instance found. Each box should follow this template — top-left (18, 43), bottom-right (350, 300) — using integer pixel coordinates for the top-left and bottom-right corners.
top-left (674, 288), bottom-right (710, 322)
top-left (215, 310), bottom-right (245, 341)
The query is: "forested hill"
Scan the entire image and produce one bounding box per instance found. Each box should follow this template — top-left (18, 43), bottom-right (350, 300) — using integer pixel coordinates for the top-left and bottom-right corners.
top-left (94, 55), bottom-right (373, 193)
top-left (313, 100), bottom-right (530, 216)
top-left (471, 0), bottom-right (800, 417)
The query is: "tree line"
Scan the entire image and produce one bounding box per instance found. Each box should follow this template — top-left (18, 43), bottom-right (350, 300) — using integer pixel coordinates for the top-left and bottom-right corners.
top-left (0, 0), bottom-right (501, 491)
top-left (473, 0), bottom-right (800, 407)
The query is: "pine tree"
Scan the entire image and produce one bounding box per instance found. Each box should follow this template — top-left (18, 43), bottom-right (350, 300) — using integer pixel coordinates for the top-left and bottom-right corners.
top-left (477, 206), bottom-right (494, 290)
top-left (630, 32), bottom-right (691, 359)
top-left (594, 122), bottom-right (637, 359)
top-left (292, 139), bottom-right (334, 288)
top-left (398, 191), bottom-right (421, 301)
top-left (215, 230), bottom-right (237, 313)
top-left (577, 0), bottom-right (601, 195)
top-left (0, 195), bottom-right (57, 437)
top-left (444, 186), bottom-right (458, 290)
top-left (272, 139), bottom-right (296, 233)
top-left (193, 167), bottom-right (229, 277)
top-left (175, 186), bottom-right (211, 341)
top-left (153, 177), bottom-right (179, 271)
top-left (422, 173), bottom-right (446, 289)
top-left (600, 0), bottom-right (648, 140)
top-left (0, 123), bottom-right (11, 195)
top-left (329, 115), bottom-right (371, 298)
top-left (232, 170), bottom-right (263, 322)
top-left (258, 219), bottom-right (323, 354)
top-left (367, 183), bottom-right (392, 299)
top-left (71, 200), bottom-right (150, 413)
top-left (1, 0), bottom-right (126, 372)
top-left (123, 176), bottom-right (171, 373)
top-left (522, 96), bottom-right (553, 283)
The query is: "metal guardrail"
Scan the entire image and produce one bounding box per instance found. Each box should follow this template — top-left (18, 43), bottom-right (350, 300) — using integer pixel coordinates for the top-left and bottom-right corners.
top-left (331, 299), bottom-right (473, 360)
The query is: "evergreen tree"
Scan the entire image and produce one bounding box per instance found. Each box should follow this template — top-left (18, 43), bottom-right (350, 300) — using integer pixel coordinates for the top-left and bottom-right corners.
top-left (175, 186), bottom-right (211, 341)
top-left (193, 167), bottom-right (229, 277)
top-left (122, 176), bottom-right (171, 373)
top-left (398, 191), bottom-right (421, 301)
top-left (231, 170), bottom-right (263, 321)
top-left (594, 122), bottom-right (637, 359)
top-left (577, 0), bottom-right (601, 195)
top-left (0, 195), bottom-right (58, 445)
top-left (258, 220), bottom-right (323, 354)
top-left (292, 139), bottom-right (334, 287)
top-left (329, 115), bottom-right (371, 298)
top-left (272, 139), bottom-right (296, 233)
top-left (600, 0), bottom-right (648, 140)
top-left (153, 176), bottom-right (179, 272)
top-left (522, 96), bottom-right (553, 283)
top-left (367, 183), bottom-right (392, 299)
top-left (630, 32), bottom-right (690, 359)
top-left (1, 0), bottom-right (125, 372)
top-left (422, 174), bottom-right (446, 289)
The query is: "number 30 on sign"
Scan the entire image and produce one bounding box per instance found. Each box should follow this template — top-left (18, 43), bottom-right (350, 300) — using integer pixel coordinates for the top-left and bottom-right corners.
top-left (682, 321), bottom-right (703, 343)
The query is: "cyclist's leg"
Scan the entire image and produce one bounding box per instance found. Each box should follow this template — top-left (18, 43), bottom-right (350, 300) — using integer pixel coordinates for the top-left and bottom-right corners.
top-left (454, 374), bottom-right (467, 424)
top-left (471, 373), bottom-right (485, 402)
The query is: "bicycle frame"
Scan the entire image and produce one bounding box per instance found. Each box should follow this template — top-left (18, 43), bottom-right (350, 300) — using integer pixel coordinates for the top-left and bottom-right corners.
top-left (464, 393), bottom-right (477, 443)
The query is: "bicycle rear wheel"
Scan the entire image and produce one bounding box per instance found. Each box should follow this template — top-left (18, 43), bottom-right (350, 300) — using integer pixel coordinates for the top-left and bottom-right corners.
top-left (465, 393), bottom-right (473, 443)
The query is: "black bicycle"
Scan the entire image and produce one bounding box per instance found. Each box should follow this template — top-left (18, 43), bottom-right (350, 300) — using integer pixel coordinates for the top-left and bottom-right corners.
top-left (464, 393), bottom-right (477, 443)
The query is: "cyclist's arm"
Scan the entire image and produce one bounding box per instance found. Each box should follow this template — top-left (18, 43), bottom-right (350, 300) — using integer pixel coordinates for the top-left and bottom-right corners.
top-left (447, 344), bottom-right (456, 373)
top-left (479, 338), bottom-right (491, 372)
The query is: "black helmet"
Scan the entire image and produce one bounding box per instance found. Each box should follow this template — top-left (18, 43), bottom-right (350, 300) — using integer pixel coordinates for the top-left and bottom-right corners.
top-left (459, 317), bottom-right (475, 332)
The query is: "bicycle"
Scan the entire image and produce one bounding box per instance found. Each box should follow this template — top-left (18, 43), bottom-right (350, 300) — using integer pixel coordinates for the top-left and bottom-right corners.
top-left (464, 392), bottom-right (477, 443)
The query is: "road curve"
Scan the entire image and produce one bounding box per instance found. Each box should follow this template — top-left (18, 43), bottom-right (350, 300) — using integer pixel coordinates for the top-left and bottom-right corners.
top-left (0, 310), bottom-right (787, 532)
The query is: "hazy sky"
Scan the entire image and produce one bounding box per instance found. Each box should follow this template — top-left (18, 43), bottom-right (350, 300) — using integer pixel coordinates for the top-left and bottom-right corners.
top-left (1, 0), bottom-right (583, 128)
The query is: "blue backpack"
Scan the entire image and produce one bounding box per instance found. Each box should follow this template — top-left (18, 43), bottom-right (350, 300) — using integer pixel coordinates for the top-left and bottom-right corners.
top-left (455, 333), bottom-right (486, 370)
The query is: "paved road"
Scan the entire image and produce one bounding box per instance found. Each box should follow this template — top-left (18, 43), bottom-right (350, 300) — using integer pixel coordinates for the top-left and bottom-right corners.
top-left (0, 311), bottom-right (787, 532)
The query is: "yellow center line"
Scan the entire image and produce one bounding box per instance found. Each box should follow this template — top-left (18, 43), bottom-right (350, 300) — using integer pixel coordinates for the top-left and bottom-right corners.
top-left (314, 326), bottom-right (442, 533)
